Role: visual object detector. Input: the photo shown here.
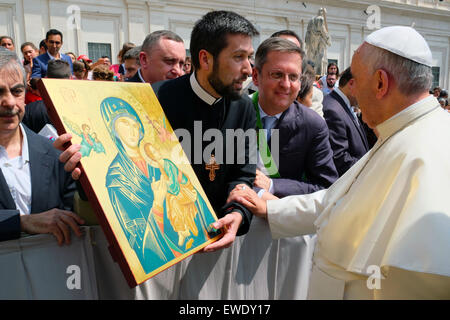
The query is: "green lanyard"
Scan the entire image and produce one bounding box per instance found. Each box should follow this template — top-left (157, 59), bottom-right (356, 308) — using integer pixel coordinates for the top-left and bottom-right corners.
top-left (252, 92), bottom-right (280, 178)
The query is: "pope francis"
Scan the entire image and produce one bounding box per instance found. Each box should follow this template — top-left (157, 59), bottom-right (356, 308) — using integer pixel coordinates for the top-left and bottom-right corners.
top-left (227, 26), bottom-right (450, 299)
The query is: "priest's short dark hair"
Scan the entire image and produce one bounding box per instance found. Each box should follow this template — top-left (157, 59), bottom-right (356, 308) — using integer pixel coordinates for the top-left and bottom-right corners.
top-left (190, 10), bottom-right (259, 70)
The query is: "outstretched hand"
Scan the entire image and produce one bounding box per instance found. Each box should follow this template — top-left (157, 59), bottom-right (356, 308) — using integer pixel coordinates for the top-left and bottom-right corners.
top-left (202, 211), bottom-right (242, 253)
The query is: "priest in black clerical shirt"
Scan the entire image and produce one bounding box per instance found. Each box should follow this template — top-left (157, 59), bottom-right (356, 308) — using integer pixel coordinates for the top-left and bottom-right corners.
top-left (55, 11), bottom-right (260, 252)
top-left (153, 11), bottom-right (259, 252)
top-left (152, 70), bottom-right (256, 238)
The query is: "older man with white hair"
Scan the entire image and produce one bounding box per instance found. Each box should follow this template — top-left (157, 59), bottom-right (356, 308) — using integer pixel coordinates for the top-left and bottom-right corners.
top-left (228, 26), bottom-right (450, 299)
top-left (0, 48), bottom-right (83, 245)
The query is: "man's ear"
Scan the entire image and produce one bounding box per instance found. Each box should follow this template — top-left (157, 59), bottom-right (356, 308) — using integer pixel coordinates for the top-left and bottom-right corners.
top-left (198, 49), bottom-right (213, 71)
top-left (252, 67), bottom-right (259, 87)
top-left (375, 69), bottom-right (389, 99)
top-left (139, 51), bottom-right (147, 68)
top-left (347, 78), bottom-right (355, 95)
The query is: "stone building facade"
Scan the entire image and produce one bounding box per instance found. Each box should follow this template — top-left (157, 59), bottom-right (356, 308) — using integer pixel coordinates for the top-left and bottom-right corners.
top-left (1, 0), bottom-right (449, 87)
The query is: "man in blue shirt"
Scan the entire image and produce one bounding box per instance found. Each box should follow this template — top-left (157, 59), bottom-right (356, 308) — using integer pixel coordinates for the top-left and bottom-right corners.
top-left (31, 29), bottom-right (73, 79)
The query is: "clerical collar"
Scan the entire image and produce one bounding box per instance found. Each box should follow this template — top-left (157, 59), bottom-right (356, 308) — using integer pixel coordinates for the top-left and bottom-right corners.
top-left (190, 72), bottom-right (222, 106)
top-left (377, 95), bottom-right (439, 141)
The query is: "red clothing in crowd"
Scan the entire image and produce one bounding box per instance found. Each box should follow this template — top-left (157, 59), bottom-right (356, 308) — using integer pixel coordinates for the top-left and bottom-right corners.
top-left (25, 91), bottom-right (42, 104)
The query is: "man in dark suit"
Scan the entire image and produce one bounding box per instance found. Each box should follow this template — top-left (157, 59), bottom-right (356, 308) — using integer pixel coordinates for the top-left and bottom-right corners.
top-left (251, 38), bottom-right (338, 198)
top-left (23, 60), bottom-right (72, 133)
top-left (31, 29), bottom-right (73, 79)
top-left (323, 67), bottom-right (369, 176)
top-left (0, 48), bottom-right (83, 244)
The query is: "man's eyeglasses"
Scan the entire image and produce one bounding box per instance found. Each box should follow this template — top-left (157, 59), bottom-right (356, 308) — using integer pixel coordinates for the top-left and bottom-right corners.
top-left (48, 40), bottom-right (61, 45)
top-left (268, 71), bottom-right (300, 83)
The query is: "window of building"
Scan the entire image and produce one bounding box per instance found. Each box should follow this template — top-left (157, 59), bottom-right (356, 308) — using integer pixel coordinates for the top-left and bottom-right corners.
top-left (432, 66), bottom-right (440, 89)
top-left (328, 59), bottom-right (338, 66)
top-left (88, 42), bottom-right (112, 62)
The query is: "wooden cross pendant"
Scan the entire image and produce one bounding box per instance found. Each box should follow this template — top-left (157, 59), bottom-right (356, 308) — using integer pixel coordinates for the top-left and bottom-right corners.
top-left (205, 154), bottom-right (220, 181)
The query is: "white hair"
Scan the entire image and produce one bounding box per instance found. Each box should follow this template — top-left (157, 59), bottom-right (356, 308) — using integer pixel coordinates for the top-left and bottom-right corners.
top-left (363, 43), bottom-right (433, 96)
top-left (0, 47), bottom-right (26, 85)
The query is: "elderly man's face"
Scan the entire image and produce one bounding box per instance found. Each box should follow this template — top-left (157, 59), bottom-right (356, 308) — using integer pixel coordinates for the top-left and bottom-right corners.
top-left (140, 37), bottom-right (186, 84)
top-left (0, 66), bottom-right (25, 136)
top-left (351, 44), bottom-right (376, 127)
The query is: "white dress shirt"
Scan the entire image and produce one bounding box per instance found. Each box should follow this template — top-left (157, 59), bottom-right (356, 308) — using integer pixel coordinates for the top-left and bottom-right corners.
top-left (0, 124), bottom-right (32, 215)
top-left (137, 69), bottom-right (146, 83)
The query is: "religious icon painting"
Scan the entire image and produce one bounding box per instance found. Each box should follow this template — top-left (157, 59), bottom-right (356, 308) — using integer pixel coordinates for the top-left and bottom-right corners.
top-left (38, 79), bottom-right (222, 287)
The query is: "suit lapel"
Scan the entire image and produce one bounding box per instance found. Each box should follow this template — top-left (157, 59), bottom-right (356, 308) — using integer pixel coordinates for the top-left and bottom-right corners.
top-left (331, 91), bottom-right (356, 123)
top-left (126, 71), bottom-right (143, 83)
top-left (0, 168), bottom-right (16, 210)
top-left (270, 103), bottom-right (297, 148)
top-left (331, 91), bottom-right (369, 150)
top-left (26, 127), bottom-right (52, 213)
top-left (355, 117), bottom-right (369, 149)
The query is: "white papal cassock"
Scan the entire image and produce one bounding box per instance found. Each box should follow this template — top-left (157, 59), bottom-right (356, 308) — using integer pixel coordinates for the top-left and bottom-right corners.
top-left (268, 95), bottom-right (450, 299)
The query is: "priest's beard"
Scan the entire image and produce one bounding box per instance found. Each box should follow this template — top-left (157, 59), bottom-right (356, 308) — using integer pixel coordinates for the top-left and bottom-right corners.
top-left (208, 63), bottom-right (246, 101)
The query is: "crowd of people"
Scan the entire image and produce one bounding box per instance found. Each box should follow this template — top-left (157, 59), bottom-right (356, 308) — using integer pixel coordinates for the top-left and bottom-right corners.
top-left (0, 9), bottom-right (449, 300)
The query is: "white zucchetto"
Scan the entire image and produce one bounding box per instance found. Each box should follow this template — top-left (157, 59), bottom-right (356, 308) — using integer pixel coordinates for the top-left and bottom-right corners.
top-left (365, 26), bottom-right (433, 67)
